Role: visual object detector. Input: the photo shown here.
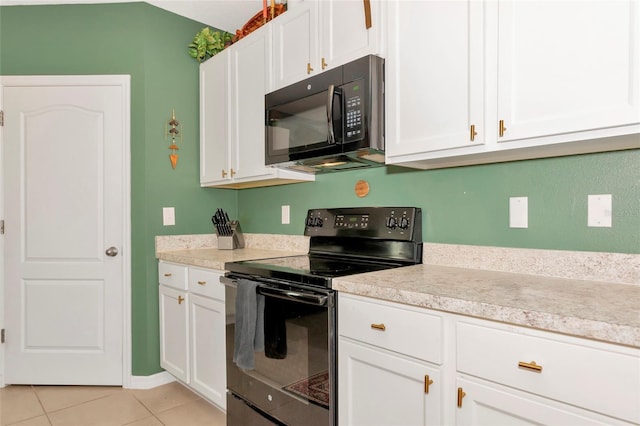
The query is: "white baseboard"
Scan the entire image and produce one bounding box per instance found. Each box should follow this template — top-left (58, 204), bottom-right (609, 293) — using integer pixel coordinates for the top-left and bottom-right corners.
top-left (126, 371), bottom-right (176, 389)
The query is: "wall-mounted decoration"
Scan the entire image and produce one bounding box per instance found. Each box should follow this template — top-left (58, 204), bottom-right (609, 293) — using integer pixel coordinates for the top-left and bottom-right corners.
top-left (166, 109), bottom-right (182, 169)
top-left (355, 180), bottom-right (370, 197)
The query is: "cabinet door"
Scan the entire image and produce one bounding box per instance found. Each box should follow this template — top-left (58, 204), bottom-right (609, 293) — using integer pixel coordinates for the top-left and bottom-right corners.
top-left (230, 25), bottom-right (275, 181)
top-left (385, 1), bottom-right (484, 163)
top-left (318, 0), bottom-right (381, 72)
top-left (272, 2), bottom-right (319, 90)
top-left (497, 0), bottom-right (640, 143)
top-left (200, 50), bottom-right (231, 185)
top-left (455, 377), bottom-right (633, 426)
top-left (159, 285), bottom-right (189, 383)
top-left (190, 294), bottom-right (226, 409)
top-left (339, 338), bottom-right (442, 426)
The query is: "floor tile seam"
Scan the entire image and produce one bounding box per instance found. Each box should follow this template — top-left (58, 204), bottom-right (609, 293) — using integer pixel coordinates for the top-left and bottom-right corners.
top-left (129, 389), bottom-right (204, 416)
top-left (29, 385), bottom-right (52, 425)
top-left (33, 388), bottom-right (128, 414)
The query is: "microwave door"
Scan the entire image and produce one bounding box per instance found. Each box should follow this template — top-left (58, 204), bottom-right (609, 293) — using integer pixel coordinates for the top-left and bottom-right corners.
top-left (266, 90), bottom-right (343, 164)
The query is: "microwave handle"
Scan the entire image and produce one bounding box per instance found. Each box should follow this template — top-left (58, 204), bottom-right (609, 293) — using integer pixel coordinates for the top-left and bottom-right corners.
top-left (327, 84), bottom-right (336, 144)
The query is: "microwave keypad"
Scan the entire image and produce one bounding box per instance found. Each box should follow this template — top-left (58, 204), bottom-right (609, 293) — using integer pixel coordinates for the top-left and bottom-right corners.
top-left (346, 96), bottom-right (362, 138)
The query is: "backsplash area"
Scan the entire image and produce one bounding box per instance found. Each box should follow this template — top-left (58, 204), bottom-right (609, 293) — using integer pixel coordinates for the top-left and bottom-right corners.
top-left (157, 234), bottom-right (639, 286)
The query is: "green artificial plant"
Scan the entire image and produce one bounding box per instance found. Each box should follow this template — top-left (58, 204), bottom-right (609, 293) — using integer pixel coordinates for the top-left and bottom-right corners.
top-left (188, 27), bottom-right (232, 62)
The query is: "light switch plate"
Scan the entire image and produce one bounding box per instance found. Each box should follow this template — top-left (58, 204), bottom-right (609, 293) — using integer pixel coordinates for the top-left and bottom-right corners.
top-left (163, 207), bottom-right (175, 226)
top-left (509, 197), bottom-right (528, 228)
top-left (281, 205), bottom-right (290, 225)
top-left (588, 194), bottom-right (612, 227)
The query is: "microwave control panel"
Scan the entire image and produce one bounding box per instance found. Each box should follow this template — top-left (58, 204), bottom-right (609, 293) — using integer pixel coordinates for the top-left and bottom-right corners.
top-left (343, 78), bottom-right (365, 141)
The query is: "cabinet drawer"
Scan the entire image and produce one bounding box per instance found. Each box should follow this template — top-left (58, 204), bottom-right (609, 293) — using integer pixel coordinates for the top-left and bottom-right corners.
top-left (188, 267), bottom-right (224, 300)
top-left (457, 321), bottom-right (640, 423)
top-left (339, 294), bottom-right (442, 364)
top-left (158, 261), bottom-right (188, 290)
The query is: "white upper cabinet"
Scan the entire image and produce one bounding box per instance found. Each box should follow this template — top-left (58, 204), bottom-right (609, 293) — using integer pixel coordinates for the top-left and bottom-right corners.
top-left (385, 0), bottom-right (485, 163)
top-left (271, 2), bottom-right (318, 91)
top-left (497, 0), bottom-right (640, 144)
top-left (318, 0), bottom-right (383, 73)
top-left (200, 49), bottom-right (230, 185)
top-left (271, 0), bottom-right (382, 91)
top-left (386, 0), bottom-right (640, 170)
top-left (200, 25), bottom-right (314, 188)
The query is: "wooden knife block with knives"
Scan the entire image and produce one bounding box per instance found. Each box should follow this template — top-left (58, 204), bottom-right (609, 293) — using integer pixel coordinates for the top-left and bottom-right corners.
top-left (212, 208), bottom-right (245, 250)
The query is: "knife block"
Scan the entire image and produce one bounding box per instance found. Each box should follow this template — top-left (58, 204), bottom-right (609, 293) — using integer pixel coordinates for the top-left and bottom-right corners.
top-left (216, 221), bottom-right (245, 250)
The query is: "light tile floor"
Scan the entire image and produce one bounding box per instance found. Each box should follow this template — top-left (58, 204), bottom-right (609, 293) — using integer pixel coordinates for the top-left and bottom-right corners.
top-left (0, 382), bottom-right (226, 426)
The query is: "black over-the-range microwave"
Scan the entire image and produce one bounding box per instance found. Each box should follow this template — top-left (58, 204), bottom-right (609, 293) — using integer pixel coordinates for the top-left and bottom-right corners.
top-left (265, 55), bottom-right (385, 173)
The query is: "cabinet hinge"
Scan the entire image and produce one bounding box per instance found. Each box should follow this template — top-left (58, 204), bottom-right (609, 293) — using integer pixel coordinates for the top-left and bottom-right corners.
top-left (1, 329), bottom-right (5, 344)
top-left (0, 110), bottom-right (4, 126)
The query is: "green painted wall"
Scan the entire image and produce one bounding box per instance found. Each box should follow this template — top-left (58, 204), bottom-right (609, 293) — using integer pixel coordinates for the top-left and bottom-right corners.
top-left (238, 147), bottom-right (640, 254)
top-left (2, 2), bottom-right (639, 379)
top-left (0, 2), bottom-right (236, 376)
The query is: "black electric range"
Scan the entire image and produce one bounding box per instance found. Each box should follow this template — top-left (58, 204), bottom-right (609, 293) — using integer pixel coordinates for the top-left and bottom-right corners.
top-left (224, 207), bottom-right (423, 288)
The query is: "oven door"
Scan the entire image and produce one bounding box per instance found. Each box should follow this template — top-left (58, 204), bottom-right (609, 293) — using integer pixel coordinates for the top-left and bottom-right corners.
top-left (222, 276), bottom-right (336, 426)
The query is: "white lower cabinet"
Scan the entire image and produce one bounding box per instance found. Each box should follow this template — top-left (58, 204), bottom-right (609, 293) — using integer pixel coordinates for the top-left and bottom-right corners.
top-left (338, 294), bottom-right (444, 426)
top-left (158, 261), bottom-right (226, 409)
top-left (338, 293), bottom-right (640, 426)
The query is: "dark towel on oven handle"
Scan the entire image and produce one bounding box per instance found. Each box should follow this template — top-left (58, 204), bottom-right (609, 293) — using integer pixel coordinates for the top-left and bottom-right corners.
top-left (233, 279), bottom-right (265, 370)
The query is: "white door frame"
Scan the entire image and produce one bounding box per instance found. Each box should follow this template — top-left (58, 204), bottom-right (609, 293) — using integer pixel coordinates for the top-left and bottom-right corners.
top-left (0, 75), bottom-right (132, 388)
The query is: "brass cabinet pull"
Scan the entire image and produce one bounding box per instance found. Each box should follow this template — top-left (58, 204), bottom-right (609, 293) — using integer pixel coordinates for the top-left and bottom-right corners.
top-left (370, 323), bottom-right (386, 331)
top-left (197, 281), bottom-right (207, 286)
top-left (164, 273), bottom-right (172, 277)
top-left (230, 168), bottom-right (236, 177)
top-left (221, 169), bottom-right (227, 178)
top-left (322, 57), bottom-right (328, 70)
top-left (424, 375), bottom-right (434, 394)
top-left (518, 360), bottom-right (543, 373)
top-left (178, 295), bottom-right (185, 305)
top-left (307, 63), bottom-right (314, 74)
top-left (470, 124), bottom-right (477, 142)
top-left (363, 0), bottom-right (372, 29)
top-left (457, 387), bottom-right (466, 408)
top-left (499, 119), bottom-right (507, 137)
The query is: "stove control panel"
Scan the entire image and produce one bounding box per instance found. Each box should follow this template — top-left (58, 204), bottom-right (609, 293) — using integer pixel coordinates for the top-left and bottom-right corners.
top-left (304, 207), bottom-right (422, 241)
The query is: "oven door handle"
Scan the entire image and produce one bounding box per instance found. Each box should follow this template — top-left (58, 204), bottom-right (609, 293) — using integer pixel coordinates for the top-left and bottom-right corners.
top-left (220, 276), bottom-right (237, 288)
top-left (258, 286), bottom-right (328, 307)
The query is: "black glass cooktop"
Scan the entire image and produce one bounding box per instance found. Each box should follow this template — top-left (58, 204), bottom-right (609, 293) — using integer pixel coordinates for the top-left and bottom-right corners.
top-left (224, 254), bottom-right (403, 288)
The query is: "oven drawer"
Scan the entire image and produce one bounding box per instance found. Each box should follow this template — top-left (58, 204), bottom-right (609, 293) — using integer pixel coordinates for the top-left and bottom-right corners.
top-left (188, 267), bottom-right (224, 300)
top-left (457, 321), bottom-right (640, 423)
top-left (339, 294), bottom-right (443, 364)
top-left (158, 261), bottom-right (188, 290)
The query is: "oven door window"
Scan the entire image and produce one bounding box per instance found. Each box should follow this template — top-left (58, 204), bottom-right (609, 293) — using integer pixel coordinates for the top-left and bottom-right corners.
top-left (266, 90), bottom-right (343, 163)
top-left (226, 285), bottom-right (332, 426)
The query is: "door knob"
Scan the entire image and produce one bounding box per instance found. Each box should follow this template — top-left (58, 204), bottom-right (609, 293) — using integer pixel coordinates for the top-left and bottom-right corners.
top-left (105, 246), bottom-right (119, 257)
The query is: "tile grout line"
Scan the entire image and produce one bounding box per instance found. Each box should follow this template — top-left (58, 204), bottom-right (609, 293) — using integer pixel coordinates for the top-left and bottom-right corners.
top-left (29, 384), bottom-right (53, 426)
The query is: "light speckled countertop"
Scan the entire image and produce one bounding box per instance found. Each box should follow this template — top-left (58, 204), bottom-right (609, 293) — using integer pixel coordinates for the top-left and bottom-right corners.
top-left (156, 234), bottom-right (640, 348)
top-left (333, 264), bottom-right (640, 348)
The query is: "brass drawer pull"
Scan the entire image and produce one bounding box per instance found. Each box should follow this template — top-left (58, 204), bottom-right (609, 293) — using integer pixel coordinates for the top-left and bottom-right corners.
top-left (424, 375), bottom-right (434, 394)
top-left (499, 119), bottom-right (507, 137)
top-left (370, 323), bottom-right (386, 331)
top-left (197, 281), bottom-right (207, 286)
top-left (457, 387), bottom-right (466, 408)
top-left (178, 295), bottom-right (185, 305)
top-left (470, 124), bottom-right (477, 142)
top-left (164, 273), bottom-right (172, 277)
top-left (518, 360), bottom-right (543, 373)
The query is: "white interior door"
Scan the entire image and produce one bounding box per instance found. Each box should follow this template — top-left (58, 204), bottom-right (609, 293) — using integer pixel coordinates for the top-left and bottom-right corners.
top-left (2, 75), bottom-right (130, 385)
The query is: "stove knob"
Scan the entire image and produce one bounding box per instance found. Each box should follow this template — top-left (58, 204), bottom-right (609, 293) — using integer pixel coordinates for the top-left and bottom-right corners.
top-left (314, 217), bottom-right (324, 227)
top-left (385, 217), bottom-right (397, 229)
top-left (306, 216), bottom-right (314, 227)
top-left (398, 217), bottom-right (410, 230)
